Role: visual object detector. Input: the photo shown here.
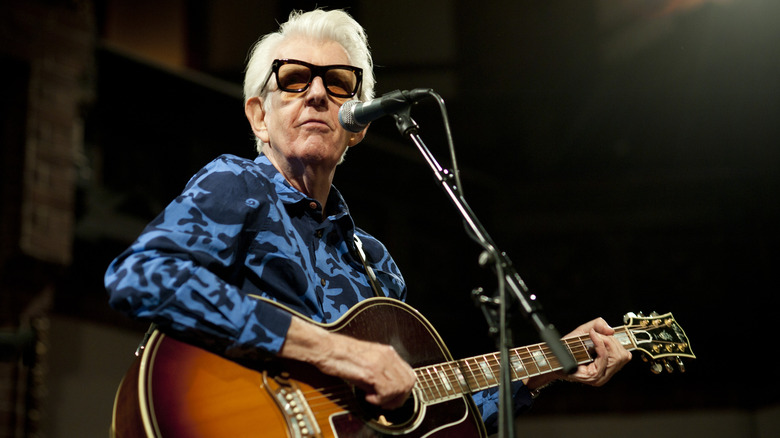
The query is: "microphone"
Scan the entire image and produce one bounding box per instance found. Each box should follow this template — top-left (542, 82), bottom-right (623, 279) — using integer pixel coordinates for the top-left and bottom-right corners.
top-left (338, 88), bottom-right (431, 133)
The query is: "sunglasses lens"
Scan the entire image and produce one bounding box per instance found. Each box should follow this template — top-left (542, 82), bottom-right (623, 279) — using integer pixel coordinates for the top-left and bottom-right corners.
top-left (277, 63), bottom-right (311, 92)
top-left (324, 68), bottom-right (358, 97)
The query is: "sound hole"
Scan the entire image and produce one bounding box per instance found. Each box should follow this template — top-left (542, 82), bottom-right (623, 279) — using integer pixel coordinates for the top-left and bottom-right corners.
top-left (353, 388), bottom-right (419, 431)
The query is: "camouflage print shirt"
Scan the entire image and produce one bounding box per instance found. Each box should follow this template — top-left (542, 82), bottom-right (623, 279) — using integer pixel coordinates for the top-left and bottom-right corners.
top-left (105, 154), bottom-right (405, 357)
top-left (104, 153), bottom-right (531, 430)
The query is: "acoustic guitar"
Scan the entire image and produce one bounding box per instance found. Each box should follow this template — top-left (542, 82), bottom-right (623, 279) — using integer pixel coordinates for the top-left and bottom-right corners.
top-left (111, 297), bottom-right (695, 437)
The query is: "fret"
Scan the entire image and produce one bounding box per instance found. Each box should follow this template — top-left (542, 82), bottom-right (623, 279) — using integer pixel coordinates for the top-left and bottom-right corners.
top-left (434, 366), bottom-right (452, 393)
top-left (414, 324), bottom-right (646, 402)
top-left (614, 328), bottom-right (634, 349)
top-left (420, 364), bottom-right (462, 402)
top-left (523, 346), bottom-right (542, 376)
top-left (562, 337), bottom-right (579, 361)
top-left (546, 345), bottom-right (564, 371)
top-left (460, 357), bottom-right (479, 391)
top-left (458, 356), bottom-right (492, 392)
top-left (415, 362), bottom-right (470, 402)
top-left (418, 366), bottom-right (433, 401)
top-left (425, 366), bottom-right (444, 400)
top-left (509, 349), bottom-right (527, 380)
top-left (479, 355), bottom-right (496, 386)
top-left (573, 335), bottom-right (595, 363)
top-left (518, 347), bottom-right (539, 377)
top-left (531, 344), bottom-right (552, 374)
top-left (489, 353), bottom-right (501, 382)
top-left (415, 368), bottom-right (432, 403)
top-left (576, 335), bottom-right (593, 362)
top-left (469, 357), bottom-right (487, 390)
top-left (448, 361), bottom-right (468, 393)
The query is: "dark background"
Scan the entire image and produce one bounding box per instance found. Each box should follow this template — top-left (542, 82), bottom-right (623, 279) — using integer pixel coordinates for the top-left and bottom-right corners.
top-left (59, 0), bottom-right (779, 416)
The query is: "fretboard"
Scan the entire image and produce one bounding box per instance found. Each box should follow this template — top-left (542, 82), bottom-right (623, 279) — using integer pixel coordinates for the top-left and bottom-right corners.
top-left (413, 327), bottom-right (635, 404)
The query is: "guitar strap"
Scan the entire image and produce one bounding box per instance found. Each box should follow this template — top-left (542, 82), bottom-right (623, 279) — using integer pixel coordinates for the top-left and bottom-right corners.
top-left (135, 322), bottom-right (157, 356)
top-left (353, 234), bottom-right (384, 298)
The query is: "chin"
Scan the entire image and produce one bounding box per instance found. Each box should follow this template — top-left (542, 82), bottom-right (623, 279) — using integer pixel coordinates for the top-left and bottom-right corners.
top-left (297, 143), bottom-right (346, 164)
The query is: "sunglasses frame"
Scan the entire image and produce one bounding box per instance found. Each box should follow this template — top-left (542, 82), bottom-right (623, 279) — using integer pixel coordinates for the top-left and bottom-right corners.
top-left (260, 58), bottom-right (363, 98)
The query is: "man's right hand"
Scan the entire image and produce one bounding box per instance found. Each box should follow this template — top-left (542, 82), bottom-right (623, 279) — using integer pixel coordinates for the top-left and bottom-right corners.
top-left (279, 316), bottom-right (417, 410)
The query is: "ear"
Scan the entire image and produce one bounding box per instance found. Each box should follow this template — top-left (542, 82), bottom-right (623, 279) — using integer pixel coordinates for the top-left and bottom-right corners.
top-left (347, 124), bottom-right (369, 147)
top-left (245, 97), bottom-right (269, 143)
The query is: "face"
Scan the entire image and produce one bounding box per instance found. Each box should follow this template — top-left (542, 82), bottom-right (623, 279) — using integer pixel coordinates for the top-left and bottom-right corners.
top-left (246, 38), bottom-right (366, 175)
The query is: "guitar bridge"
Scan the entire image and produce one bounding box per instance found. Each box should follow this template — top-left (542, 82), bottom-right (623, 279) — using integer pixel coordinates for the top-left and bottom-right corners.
top-left (263, 371), bottom-right (321, 438)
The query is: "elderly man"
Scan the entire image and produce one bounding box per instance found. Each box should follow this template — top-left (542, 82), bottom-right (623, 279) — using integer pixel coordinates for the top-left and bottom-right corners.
top-left (106, 9), bottom-right (630, 436)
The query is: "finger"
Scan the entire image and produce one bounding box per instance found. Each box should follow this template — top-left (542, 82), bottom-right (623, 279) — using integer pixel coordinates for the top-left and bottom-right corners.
top-left (605, 336), bottom-right (633, 367)
top-left (383, 390), bottom-right (411, 410)
top-left (364, 382), bottom-right (411, 409)
top-left (591, 317), bottom-right (615, 336)
top-left (601, 334), bottom-right (631, 365)
top-left (588, 329), bottom-right (611, 381)
top-left (590, 328), bottom-right (609, 360)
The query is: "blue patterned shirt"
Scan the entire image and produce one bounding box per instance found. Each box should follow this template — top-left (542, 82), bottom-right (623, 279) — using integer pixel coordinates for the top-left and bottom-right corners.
top-left (105, 153), bottom-right (531, 431)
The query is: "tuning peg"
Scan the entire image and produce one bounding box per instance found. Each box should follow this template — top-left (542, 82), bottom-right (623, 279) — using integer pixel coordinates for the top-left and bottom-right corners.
top-left (676, 357), bottom-right (686, 373)
top-left (650, 361), bottom-right (663, 374)
top-left (650, 311), bottom-right (659, 316)
top-left (663, 359), bottom-right (674, 373)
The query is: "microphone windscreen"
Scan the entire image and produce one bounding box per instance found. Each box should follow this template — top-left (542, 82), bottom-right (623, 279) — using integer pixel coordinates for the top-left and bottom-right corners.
top-left (338, 100), bottom-right (364, 133)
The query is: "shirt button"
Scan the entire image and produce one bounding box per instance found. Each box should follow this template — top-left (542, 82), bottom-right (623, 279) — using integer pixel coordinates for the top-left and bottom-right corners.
top-left (309, 201), bottom-right (318, 210)
top-left (320, 278), bottom-right (326, 286)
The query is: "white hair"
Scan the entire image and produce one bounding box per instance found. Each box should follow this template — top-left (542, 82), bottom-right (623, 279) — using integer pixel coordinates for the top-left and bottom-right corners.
top-left (243, 9), bottom-right (375, 153)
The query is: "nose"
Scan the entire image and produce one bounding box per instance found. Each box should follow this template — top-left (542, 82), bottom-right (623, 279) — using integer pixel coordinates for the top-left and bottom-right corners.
top-left (305, 76), bottom-right (329, 105)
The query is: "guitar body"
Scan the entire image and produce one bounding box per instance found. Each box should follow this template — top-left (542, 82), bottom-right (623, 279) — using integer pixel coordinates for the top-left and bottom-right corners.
top-left (112, 298), bottom-right (487, 437)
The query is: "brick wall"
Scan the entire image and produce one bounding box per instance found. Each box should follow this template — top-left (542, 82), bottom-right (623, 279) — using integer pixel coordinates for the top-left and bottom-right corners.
top-left (3, 0), bottom-right (94, 266)
top-left (0, 0), bottom-right (95, 436)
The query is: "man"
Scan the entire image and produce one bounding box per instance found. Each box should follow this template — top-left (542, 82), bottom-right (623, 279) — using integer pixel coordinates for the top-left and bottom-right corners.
top-left (105, 8), bottom-right (630, 435)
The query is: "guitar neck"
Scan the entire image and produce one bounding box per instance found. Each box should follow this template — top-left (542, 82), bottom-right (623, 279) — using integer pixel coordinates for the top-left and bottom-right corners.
top-left (413, 327), bottom-right (635, 403)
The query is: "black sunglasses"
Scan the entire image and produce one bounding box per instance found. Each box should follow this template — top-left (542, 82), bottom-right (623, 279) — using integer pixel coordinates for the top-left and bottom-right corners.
top-left (260, 59), bottom-right (363, 98)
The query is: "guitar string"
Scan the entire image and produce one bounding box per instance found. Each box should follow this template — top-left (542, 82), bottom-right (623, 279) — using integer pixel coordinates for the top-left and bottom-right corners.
top-left (296, 326), bottom-right (686, 420)
top-left (295, 369), bottom-right (432, 409)
top-left (319, 324), bottom-right (686, 408)
top-left (291, 367), bottom-right (449, 415)
top-left (295, 337), bottom-right (595, 409)
top-left (297, 367), bottom-right (441, 411)
top-left (296, 327), bottom-right (655, 408)
top-left (301, 371), bottom-right (447, 417)
top-left (301, 348), bottom-right (581, 415)
top-left (421, 324), bottom-right (687, 398)
top-left (300, 352), bottom-right (576, 412)
top-left (409, 331), bottom-right (611, 398)
top-left (300, 335), bottom-right (595, 402)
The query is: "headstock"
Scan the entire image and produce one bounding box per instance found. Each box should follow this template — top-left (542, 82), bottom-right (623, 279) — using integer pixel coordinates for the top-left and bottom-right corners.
top-left (623, 311), bottom-right (696, 374)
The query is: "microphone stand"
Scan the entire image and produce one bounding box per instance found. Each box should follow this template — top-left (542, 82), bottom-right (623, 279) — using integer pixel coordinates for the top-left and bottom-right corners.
top-left (390, 96), bottom-right (578, 438)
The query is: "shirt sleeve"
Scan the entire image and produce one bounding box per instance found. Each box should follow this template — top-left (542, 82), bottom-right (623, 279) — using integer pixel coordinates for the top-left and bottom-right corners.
top-left (471, 381), bottom-right (534, 435)
top-left (104, 155), bottom-right (292, 358)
